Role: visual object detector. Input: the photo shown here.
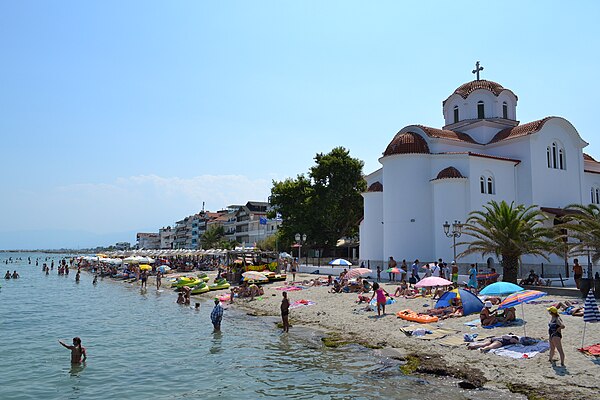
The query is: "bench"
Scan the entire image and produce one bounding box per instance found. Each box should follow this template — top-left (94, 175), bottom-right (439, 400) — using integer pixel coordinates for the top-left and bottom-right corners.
top-left (543, 274), bottom-right (566, 287)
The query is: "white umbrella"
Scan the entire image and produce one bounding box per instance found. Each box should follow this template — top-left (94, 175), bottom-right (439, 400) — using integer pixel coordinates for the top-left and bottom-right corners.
top-left (329, 258), bottom-right (352, 267)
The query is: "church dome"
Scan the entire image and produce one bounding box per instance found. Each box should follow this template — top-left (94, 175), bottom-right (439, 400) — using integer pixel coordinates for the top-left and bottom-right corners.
top-left (383, 132), bottom-right (430, 156)
top-left (367, 181), bottom-right (383, 192)
top-left (435, 166), bottom-right (465, 180)
top-left (451, 80), bottom-right (515, 100)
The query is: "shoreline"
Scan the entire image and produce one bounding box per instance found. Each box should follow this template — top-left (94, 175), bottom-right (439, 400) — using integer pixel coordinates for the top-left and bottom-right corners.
top-left (206, 272), bottom-right (598, 400)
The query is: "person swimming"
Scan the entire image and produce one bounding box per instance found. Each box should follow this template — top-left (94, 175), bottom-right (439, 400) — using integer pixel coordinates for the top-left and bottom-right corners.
top-left (5, 270), bottom-right (11, 279)
top-left (59, 337), bottom-right (87, 364)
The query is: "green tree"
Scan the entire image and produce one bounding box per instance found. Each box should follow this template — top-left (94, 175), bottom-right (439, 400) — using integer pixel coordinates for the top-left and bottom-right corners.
top-left (457, 200), bottom-right (555, 283)
top-left (256, 232), bottom-right (280, 251)
top-left (562, 203), bottom-right (600, 268)
top-left (270, 147), bottom-right (366, 254)
top-left (201, 225), bottom-right (225, 249)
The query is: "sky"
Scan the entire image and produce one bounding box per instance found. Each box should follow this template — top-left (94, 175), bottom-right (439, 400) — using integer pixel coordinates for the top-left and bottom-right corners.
top-left (1, 1), bottom-right (600, 249)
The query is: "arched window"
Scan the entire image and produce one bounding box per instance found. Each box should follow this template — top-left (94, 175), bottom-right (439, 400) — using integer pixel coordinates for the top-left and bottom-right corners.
top-left (559, 149), bottom-right (565, 170)
top-left (546, 147), bottom-right (552, 168)
top-left (502, 102), bottom-right (508, 119)
top-left (487, 177), bottom-right (494, 194)
top-left (592, 188), bottom-right (595, 204)
top-left (477, 101), bottom-right (485, 119)
top-left (453, 106), bottom-right (459, 123)
top-left (552, 143), bottom-right (557, 168)
top-left (480, 176), bottom-right (486, 194)
top-left (596, 188), bottom-right (599, 205)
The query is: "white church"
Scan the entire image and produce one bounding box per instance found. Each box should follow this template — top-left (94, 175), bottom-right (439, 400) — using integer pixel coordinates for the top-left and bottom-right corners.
top-left (359, 64), bottom-right (600, 273)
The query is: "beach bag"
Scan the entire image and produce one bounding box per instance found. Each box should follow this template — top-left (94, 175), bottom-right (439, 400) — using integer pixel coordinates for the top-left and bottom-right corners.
top-left (409, 277), bottom-right (417, 285)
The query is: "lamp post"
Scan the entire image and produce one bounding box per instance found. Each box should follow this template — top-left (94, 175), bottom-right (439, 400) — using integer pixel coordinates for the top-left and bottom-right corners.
top-left (295, 233), bottom-right (307, 265)
top-left (443, 220), bottom-right (463, 263)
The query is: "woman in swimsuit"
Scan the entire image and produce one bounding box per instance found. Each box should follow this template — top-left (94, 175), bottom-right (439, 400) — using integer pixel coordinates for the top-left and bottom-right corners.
top-left (547, 306), bottom-right (565, 366)
top-left (59, 337), bottom-right (87, 364)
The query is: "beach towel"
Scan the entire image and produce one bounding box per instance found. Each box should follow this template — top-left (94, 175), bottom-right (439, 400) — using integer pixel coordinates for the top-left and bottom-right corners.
top-left (579, 344), bottom-right (600, 356)
top-left (464, 319), bottom-right (480, 327)
top-left (489, 341), bottom-right (550, 359)
top-left (276, 286), bottom-right (304, 291)
top-left (289, 299), bottom-right (315, 309)
top-left (482, 319), bottom-right (524, 329)
top-left (439, 335), bottom-right (467, 347)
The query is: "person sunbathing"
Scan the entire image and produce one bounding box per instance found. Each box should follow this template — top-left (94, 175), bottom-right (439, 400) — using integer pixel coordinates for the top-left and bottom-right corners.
top-left (361, 280), bottom-right (372, 293)
top-left (480, 301), bottom-right (498, 326)
top-left (329, 280), bottom-right (342, 293)
top-left (425, 306), bottom-right (455, 317)
top-left (467, 335), bottom-right (520, 352)
top-left (439, 306), bottom-right (463, 320)
top-left (497, 307), bottom-right (516, 323)
top-left (393, 281), bottom-right (412, 297)
top-left (555, 301), bottom-right (584, 316)
top-left (432, 287), bottom-right (446, 299)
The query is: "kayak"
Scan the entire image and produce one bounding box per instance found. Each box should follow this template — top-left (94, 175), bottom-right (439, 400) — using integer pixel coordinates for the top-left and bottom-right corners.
top-left (396, 309), bottom-right (438, 323)
top-left (191, 283), bottom-right (210, 294)
top-left (172, 278), bottom-right (201, 289)
top-left (197, 273), bottom-right (210, 282)
top-left (209, 281), bottom-right (231, 291)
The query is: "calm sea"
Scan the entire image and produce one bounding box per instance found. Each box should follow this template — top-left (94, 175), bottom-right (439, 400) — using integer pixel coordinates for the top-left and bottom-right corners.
top-left (0, 253), bottom-right (519, 400)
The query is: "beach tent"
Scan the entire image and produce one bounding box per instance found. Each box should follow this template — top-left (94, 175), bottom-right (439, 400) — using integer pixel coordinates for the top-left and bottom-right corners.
top-left (435, 289), bottom-right (484, 316)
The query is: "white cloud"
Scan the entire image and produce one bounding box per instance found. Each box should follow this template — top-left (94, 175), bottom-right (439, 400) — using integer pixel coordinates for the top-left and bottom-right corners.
top-left (0, 174), bottom-right (271, 234)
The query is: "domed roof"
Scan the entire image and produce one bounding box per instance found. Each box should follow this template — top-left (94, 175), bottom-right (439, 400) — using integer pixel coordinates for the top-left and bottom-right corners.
top-left (367, 181), bottom-right (383, 192)
top-left (383, 132), bottom-right (430, 156)
top-left (435, 166), bottom-right (465, 180)
top-left (443, 80), bottom-right (517, 105)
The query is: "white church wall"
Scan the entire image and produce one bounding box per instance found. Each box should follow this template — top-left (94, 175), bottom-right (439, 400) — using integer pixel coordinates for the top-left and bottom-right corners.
top-left (529, 121), bottom-right (585, 207)
top-left (583, 172), bottom-right (600, 204)
top-left (360, 192), bottom-right (383, 263)
top-left (381, 154), bottom-right (433, 263)
top-left (432, 178), bottom-right (468, 263)
top-left (467, 156), bottom-right (517, 214)
top-left (365, 168), bottom-right (383, 187)
top-left (496, 91), bottom-right (517, 120)
top-left (486, 137), bottom-right (534, 205)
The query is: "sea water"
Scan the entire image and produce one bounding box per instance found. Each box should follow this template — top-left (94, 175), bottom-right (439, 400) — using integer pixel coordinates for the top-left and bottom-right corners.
top-left (0, 253), bottom-right (521, 400)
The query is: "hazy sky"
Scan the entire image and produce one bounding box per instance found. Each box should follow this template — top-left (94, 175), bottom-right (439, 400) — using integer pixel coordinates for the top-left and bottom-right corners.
top-left (2, 1), bottom-right (600, 249)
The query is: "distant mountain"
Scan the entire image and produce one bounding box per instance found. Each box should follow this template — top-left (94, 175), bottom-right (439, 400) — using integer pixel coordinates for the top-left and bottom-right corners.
top-left (0, 229), bottom-right (138, 250)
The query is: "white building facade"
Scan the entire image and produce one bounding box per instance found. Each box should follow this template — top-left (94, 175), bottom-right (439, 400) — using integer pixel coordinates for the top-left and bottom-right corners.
top-left (360, 77), bottom-right (599, 275)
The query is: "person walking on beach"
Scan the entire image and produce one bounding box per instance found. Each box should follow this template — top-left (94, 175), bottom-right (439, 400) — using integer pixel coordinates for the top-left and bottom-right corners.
top-left (388, 257), bottom-right (397, 281)
top-left (59, 337), bottom-right (87, 364)
top-left (370, 282), bottom-right (390, 316)
top-left (468, 264), bottom-right (478, 290)
top-left (376, 265), bottom-right (381, 282)
top-left (411, 259), bottom-right (420, 283)
top-left (547, 306), bottom-right (566, 366)
top-left (281, 292), bottom-right (290, 333)
top-left (211, 298), bottom-right (223, 332)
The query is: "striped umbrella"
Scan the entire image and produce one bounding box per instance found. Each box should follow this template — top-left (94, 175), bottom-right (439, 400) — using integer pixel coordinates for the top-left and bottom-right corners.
top-left (329, 258), bottom-right (352, 267)
top-left (582, 289), bottom-right (600, 348)
top-left (385, 267), bottom-right (406, 274)
top-left (344, 268), bottom-right (371, 280)
top-left (498, 290), bottom-right (547, 336)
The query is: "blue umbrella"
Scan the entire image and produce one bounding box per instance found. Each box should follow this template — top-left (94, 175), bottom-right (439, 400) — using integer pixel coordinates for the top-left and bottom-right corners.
top-left (329, 258), bottom-right (352, 267)
top-left (479, 282), bottom-right (523, 296)
top-left (582, 289), bottom-right (600, 348)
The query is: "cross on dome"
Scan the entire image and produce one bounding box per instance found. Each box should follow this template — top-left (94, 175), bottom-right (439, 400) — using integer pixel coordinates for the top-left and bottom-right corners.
top-left (472, 61), bottom-right (484, 81)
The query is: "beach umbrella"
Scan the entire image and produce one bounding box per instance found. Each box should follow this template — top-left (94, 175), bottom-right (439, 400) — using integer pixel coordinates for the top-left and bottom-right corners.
top-left (498, 289), bottom-right (547, 336)
top-left (139, 264), bottom-right (152, 271)
top-left (329, 258), bottom-right (352, 267)
top-left (344, 268), bottom-right (371, 280)
top-left (158, 265), bottom-right (171, 273)
top-left (582, 289), bottom-right (600, 348)
top-left (242, 271), bottom-right (269, 282)
top-left (279, 252), bottom-right (293, 259)
top-left (479, 282), bottom-right (523, 296)
top-left (415, 276), bottom-right (453, 288)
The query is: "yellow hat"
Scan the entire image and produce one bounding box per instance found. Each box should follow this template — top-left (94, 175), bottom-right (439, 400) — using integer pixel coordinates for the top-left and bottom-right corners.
top-left (547, 306), bottom-right (558, 314)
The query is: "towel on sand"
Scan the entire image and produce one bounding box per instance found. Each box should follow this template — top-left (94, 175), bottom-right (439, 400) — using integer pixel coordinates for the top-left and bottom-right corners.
top-left (482, 319), bottom-right (524, 329)
top-left (579, 344), bottom-right (600, 356)
top-left (289, 299), bottom-right (315, 309)
top-left (276, 286), bottom-right (304, 291)
top-left (464, 319), bottom-right (480, 327)
top-left (401, 323), bottom-right (458, 340)
top-left (489, 341), bottom-right (550, 359)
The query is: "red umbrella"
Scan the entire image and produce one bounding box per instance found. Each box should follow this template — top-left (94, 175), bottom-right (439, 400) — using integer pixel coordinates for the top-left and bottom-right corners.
top-left (344, 268), bottom-right (371, 280)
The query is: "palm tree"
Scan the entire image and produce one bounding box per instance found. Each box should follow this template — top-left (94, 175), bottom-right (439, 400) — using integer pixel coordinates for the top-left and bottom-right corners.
top-left (561, 204), bottom-right (600, 274)
top-left (201, 225), bottom-right (225, 249)
top-left (457, 200), bottom-right (555, 283)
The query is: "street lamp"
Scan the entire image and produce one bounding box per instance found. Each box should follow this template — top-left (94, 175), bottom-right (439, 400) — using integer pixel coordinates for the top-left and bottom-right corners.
top-left (295, 233), bottom-right (307, 264)
top-left (443, 220), bottom-right (463, 263)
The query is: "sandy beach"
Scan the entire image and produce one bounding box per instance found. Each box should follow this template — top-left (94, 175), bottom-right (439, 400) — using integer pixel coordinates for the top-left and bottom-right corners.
top-left (179, 272), bottom-right (600, 400)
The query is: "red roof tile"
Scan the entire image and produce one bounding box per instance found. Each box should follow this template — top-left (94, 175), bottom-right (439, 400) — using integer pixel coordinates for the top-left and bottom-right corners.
top-left (584, 153), bottom-right (598, 162)
top-left (488, 117), bottom-right (553, 144)
top-left (443, 80), bottom-right (517, 105)
top-left (415, 125), bottom-right (478, 144)
top-left (438, 151), bottom-right (521, 164)
top-left (383, 132), bottom-right (430, 156)
top-left (367, 181), bottom-right (383, 192)
top-left (435, 166), bottom-right (465, 180)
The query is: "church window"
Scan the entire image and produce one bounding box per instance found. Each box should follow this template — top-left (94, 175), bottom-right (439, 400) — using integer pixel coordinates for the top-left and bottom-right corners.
top-left (597, 189), bottom-right (599, 204)
top-left (558, 149), bottom-right (565, 170)
top-left (453, 106), bottom-right (459, 123)
top-left (552, 143), bottom-right (558, 168)
top-left (480, 176), bottom-right (486, 194)
top-left (487, 177), bottom-right (494, 194)
top-left (477, 101), bottom-right (485, 119)
top-left (546, 147), bottom-right (552, 168)
top-left (502, 102), bottom-right (508, 119)
top-left (591, 188), bottom-right (594, 204)
top-left (593, 188), bottom-right (600, 204)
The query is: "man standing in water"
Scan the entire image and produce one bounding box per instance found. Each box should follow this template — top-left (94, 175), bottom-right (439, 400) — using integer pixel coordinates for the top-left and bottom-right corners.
top-left (59, 337), bottom-right (87, 364)
top-left (281, 292), bottom-right (290, 333)
top-left (156, 270), bottom-right (162, 290)
top-left (210, 298), bottom-right (223, 332)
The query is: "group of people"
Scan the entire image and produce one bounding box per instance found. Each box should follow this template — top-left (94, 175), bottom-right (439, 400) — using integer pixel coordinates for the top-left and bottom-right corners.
top-left (479, 301), bottom-right (516, 327)
top-left (4, 270), bottom-right (19, 279)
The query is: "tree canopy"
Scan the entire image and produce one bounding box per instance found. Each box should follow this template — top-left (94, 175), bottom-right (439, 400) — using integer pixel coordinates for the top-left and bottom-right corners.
top-left (270, 146), bottom-right (366, 254)
top-left (457, 200), bottom-right (556, 283)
